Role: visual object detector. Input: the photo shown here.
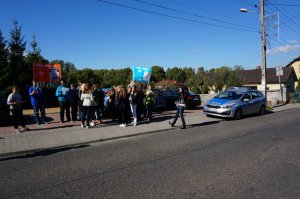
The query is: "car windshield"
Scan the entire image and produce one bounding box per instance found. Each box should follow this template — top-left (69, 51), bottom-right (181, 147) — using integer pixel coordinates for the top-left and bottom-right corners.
top-left (215, 91), bottom-right (244, 100)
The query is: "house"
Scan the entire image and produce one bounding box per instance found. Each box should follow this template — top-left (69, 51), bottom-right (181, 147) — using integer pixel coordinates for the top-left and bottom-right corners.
top-left (238, 67), bottom-right (297, 92)
top-left (285, 56), bottom-right (300, 88)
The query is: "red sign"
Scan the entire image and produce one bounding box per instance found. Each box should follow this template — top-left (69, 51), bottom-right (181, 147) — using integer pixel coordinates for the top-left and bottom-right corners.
top-left (33, 63), bottom-right (62, 82)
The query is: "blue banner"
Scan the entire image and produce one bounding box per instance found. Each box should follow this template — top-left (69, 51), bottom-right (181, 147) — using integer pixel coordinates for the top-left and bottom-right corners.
top-left (132, 65), bottom-right (152, 83)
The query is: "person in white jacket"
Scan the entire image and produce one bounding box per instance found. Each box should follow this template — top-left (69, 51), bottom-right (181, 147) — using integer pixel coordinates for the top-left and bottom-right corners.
top-left (80, 83), bottom-right (94, 129)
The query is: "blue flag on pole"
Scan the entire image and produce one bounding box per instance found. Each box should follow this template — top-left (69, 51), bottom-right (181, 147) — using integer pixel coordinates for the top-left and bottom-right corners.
top-left (132, 65), bottom-right (152, 83)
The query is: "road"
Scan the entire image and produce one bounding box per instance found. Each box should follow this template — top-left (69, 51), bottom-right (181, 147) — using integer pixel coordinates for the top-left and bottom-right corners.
top-left (0, 109), bottom-right (299, 199)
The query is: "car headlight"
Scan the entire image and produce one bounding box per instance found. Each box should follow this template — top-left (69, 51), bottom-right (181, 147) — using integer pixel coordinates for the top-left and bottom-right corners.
top-left (221, 104), bottom-right (235, 108)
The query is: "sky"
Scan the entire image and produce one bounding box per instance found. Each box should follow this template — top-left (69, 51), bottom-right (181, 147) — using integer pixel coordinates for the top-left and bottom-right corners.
top-left (1, 0), bottom-right (300, 71)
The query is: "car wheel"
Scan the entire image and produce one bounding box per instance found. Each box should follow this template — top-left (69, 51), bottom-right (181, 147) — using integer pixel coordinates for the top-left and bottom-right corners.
top-left (234, 109), bottom-right (242, 120)
top-left (259, 105), bottom-right (265, 115)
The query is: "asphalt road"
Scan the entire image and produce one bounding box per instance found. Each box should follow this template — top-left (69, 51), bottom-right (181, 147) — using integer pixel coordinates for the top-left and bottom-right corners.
top-left (0, 109), bottom-right (299, 199)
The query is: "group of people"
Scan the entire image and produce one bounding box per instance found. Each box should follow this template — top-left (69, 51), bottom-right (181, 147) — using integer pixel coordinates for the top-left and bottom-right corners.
top-left (54, 80), bottom-right (157, 129)
top-left (6, 80), bottom-right (188, 133)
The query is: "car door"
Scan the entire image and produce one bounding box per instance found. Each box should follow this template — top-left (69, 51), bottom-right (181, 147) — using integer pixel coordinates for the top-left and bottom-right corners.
top-left (250, 91), bottom-right (262, 113)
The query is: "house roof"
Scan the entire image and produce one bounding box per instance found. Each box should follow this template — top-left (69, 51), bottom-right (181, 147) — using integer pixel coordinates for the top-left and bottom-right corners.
top-left (285, 56), bottom-right (300, 67)
top-left (238, 67), bottom-right (297, 84)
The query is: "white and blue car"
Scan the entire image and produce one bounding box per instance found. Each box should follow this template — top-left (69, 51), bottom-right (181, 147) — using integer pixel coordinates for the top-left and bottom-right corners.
top-left (203, 87), bottom-right (266, 120)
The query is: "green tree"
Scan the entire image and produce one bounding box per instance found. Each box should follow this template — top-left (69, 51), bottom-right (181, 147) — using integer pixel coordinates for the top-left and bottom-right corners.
top-left (150, 65), bottom-right (165, 82)
top-left (8, 20), bottom-right (28, 88)
top-left (0, 30), bottom-right (9, 92)
top-left (296, 78), bottom-right (300, 90)
top-left (165, 67), bottom-right (187, 83)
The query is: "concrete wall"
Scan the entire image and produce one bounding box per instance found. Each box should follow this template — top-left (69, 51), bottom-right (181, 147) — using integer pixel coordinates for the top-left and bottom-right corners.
top-left (199, 88), bottom-right (288, 107)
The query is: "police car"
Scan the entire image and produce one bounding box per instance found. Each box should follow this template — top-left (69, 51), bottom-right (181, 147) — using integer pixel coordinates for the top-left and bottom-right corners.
top-left (203, 87), bottom-right (266, 120)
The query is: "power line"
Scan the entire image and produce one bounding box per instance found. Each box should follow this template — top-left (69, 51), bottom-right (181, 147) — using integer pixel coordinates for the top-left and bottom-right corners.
top-left (266, 3), bottom-right (300, 7)
top-left (97, 0), bottom-right (259, 33)
top-left (165, 0), bottom-right (258, 25)
top-left (133, 0), bottom-right (258, 31)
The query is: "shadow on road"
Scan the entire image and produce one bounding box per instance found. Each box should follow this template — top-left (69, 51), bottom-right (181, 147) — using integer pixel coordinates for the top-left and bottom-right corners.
top-left (0, 145), bottom-right (90, 161)
top-left (188, 121), bottom-right (220, 128)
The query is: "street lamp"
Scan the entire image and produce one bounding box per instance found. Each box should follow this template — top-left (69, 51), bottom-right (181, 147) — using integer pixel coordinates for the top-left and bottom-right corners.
top-left (240, 0), bottom-right (267, 101)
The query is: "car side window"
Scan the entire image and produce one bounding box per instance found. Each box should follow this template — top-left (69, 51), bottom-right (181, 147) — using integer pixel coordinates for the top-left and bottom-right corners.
top-left (251, 91), bottom-right (259, 99)
top-left (242, 92), bottom-right (251, 101)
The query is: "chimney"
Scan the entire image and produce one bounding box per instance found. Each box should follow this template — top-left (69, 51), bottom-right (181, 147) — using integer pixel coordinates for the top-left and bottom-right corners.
top-left (256, 66), bottom-right (261, 69)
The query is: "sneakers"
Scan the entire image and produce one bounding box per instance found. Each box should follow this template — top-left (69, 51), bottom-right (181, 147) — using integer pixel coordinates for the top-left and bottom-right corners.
top-left (90, 122), bottom-right (95, 127)
top-left (86, 126), bottom-right (90, 129)
top-left (15, 129), bottom-right (21, 134)
top-left (169, 121), bottom-right (175, 127)
top-left (120, 124), bottom-right (126, 127)
top-left (20, 127), bottom-right (26, 132)
top-left (81, 124), bottom-right (85, 128)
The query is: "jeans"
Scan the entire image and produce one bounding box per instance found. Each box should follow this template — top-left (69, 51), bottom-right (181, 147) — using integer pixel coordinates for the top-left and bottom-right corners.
top-left (82, 106), bottom-right (92, 126)
top-left (32, 104), bottom-right (46, 124)
top-left (130, 103), bottom-right (137, 125)
top-left (171, 105), bottom-right (186, 128)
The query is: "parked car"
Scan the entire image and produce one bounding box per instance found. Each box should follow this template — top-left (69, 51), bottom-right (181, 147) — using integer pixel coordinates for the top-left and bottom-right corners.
top-left (203, 87), bottom-right (266, 120)
top-left (163, 88), bottom-right (201, 109)
top-left (0, 92), bottom-right (10, 126)
top-left (152, 88), bottom-right (166, 111)
top-left (186, 91), bottom-right (201, 109)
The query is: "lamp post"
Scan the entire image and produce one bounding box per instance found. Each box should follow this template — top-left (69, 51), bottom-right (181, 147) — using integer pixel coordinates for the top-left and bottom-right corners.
top-left (240, 0), bottom-right (267, 101)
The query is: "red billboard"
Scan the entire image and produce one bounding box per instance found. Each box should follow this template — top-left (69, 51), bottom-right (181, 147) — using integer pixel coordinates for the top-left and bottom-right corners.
top-left (33, 63), bottom-right (61, 82)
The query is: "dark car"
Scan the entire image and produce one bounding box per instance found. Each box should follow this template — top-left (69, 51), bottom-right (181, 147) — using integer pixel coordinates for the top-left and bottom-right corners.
top-left (163, 88), bottom-right (201, 109)
top-left (0, 92), bottom-right (10, 126)
top-left (152, 88), bottom-right (166, 111)
top-left (186, 91), bottom-right (201, 109)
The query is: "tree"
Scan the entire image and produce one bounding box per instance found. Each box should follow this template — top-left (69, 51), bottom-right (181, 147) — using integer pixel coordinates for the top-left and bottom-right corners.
top-left (165, 67), bottom-right (187, 83)
top-left (8, 20), bottom-right (28, 88)
top-left (296, 78), bottom-right (300, 90)
top-left (150, 65), bottom-right (165, 82)
top-left (27, 34), bottom-right (47, 64)
top-left (0, 30), bottom-right (9, 92)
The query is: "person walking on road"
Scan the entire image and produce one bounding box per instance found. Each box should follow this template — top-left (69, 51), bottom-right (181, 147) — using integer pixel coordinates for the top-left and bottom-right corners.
top-left (169, 86), bottom-right (188, 129)
top-left (7, 86), bottom-right (27, 133)
top-left (29, 80), bottom-right (46, 125)
top-left (56, 80), bottom-right (71, 123)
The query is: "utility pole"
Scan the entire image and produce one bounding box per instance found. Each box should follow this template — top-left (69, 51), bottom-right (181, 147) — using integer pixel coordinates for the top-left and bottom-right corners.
top-left (260, 0), bottom-right (267, 101)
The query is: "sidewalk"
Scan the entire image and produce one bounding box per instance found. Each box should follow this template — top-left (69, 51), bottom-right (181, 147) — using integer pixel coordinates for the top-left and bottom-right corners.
top-left (1, 104), bottom-right (300, 158)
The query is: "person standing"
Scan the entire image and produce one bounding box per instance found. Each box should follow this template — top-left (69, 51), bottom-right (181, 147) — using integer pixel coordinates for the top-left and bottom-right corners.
top-left (145, 85), bottom-right (154, 122)
top-left (168, 86), bottom-right (188, 129)
top-left (118, 86), bottom-right (129, 127)
top-left (29, 80), bottom-right (46, 125)
top-left (69, 83), bottom-right (79, 122)
top-left (55, 80), bottom-right (71, 123)
top-left (129, 85), bottom-right (138, 126)
top-left (80, 83), bottom-right (94, 129)
top-left (90, 84), bottom-right (102, 126)
top-left (7, 86), bottom-right (27, 133)
top-left (108, 87), bottom-right (117, 122)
